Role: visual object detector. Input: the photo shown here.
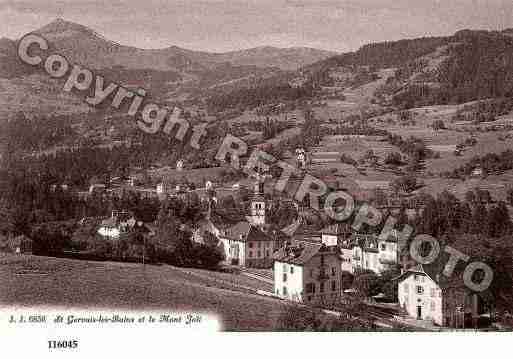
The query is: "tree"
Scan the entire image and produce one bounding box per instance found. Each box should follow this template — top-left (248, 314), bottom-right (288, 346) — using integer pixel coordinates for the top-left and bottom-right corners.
top-left (353, 270), bottom-right (381, 298)
top-left (465, 190), bottom-right (476, 205)
top-left (487, 201), bottom-right (512, 238)
top-left (379, 268), bottom-right (401, 302)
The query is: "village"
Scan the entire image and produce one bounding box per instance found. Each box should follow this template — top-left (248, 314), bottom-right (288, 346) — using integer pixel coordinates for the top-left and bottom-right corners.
top-left (2, 17), bottom-right (513, 335)
top-left (1, 147), bottom-right (496, 332)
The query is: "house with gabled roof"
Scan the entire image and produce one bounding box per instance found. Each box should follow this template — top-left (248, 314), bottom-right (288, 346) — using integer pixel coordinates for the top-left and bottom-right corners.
top-left (396, 264), bottom-right (494, 328)
top-left (219, 221), bottom-right (277, 268)
top-left (396, 264), bottom-right (444, 325)
top-left (273, 241), bottom-right (342, 306)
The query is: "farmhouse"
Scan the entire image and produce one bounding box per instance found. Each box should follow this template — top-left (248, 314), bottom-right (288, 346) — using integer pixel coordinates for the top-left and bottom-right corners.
top-left (273, 241), bottom-right (342, 305)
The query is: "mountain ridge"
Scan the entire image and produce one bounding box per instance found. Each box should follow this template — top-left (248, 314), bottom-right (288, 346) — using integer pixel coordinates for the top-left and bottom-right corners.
top-left (20, 18), bottom-right (335, 71)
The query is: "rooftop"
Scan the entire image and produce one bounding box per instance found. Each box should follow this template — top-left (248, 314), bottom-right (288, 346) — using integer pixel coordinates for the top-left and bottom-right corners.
top-left (274, 241), bottom-right (339, 266)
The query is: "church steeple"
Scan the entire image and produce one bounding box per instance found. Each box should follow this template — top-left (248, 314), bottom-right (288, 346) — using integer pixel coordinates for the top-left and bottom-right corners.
top-left (250, 172), bottom-right (266, 226)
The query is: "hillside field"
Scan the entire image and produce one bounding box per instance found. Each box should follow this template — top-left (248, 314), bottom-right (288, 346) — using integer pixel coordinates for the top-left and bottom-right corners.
top-left (0, 254), bottom-right (289, 331)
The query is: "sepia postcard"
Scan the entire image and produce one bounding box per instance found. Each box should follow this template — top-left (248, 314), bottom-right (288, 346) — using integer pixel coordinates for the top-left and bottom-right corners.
top-left (0, 0), bottom-right (512, 356)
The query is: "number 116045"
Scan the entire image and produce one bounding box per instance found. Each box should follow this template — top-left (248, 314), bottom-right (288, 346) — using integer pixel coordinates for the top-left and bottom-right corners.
top-left (48, 340), bottom-right (78, 349)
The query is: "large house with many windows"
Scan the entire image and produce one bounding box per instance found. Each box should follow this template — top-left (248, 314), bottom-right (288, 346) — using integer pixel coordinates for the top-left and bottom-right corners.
top-left (273, 241), bottom-right (342, 306)
top-left (338, 231), bottom-right (400, 274)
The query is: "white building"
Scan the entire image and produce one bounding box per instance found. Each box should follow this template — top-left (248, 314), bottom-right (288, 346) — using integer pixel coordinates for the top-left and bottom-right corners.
top-left (273, 241), bottom-right (342, 306)
top-left (396, 265), bottom-right (444, 325)
top-left (339, 232), bottom-right (399, 274)
top-left (396, 264), bottom-right (494, 328)
top-left (97, 210), bottom-right (136, 239)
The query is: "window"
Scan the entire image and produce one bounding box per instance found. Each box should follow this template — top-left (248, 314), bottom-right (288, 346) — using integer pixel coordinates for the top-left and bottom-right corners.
top-left (416, 286), bottom-right (424, 295)
top-left (290, 266), bottom-right (294, 274)
top-left (265, 242), bottom-right (270, 247)
top-left (283, 264), bottom-right (287, 272)
top-left (320, 282), bottom-right (325, 293)
top-left (283, 286), bottom-right (288, 296)
top-left (283, 273), bottom-right (287, 282)
top-left (265, 250), bottom-right (270, 258)
top-left (414, 274), bottom-right (420, 281)
top-left (249, 242), bottom-right (254, 249)
top-left (305, 283), bottom-right (315, 294)
top-left (310, 269), bottom-right (314, 277)
top-left (331, 267), bottom-right (336, 276)
top-left (430, 288), bottom-right (435, 298)
top-left (307, 296), bottom-right (312, 302)
top-left (257, 251), bottom-right (261, 258)
top-left (331, 281), bottom-right (336, 291)
top-left (249, 251), bottom-right (253, 258)
top-left (380, 243), bottom-right (386, 251)
top-left (258, 242), bottom-right (262, 248)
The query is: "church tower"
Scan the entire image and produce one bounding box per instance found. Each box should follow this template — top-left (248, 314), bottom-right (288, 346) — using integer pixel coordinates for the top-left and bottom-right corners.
top-left (250, 173), bottom-right (266, 226)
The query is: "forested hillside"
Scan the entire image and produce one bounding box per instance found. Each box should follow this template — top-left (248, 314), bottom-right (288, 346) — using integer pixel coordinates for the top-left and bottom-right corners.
top-left (304, 29), bottom-right (513, 109)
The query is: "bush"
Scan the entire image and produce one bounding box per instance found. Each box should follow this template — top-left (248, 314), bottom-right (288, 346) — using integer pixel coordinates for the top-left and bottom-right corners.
top-left (275, 305), bottom-right (374, 331)
top-left (353, 270), bottom-right (381, 298)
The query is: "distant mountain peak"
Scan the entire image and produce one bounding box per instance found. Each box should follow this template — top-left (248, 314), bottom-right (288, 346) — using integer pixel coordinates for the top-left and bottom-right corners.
top-left (34, 18), bottom-right (123, 49)
top-left (37, 18), bottom-right (93, 35)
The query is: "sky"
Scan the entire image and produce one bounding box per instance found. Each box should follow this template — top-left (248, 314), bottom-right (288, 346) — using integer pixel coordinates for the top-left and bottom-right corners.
top-left (1, 0), bottom-right (513, 52)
